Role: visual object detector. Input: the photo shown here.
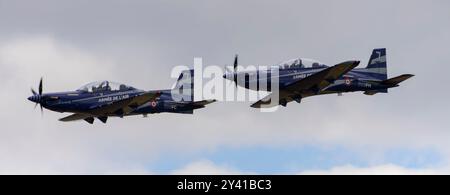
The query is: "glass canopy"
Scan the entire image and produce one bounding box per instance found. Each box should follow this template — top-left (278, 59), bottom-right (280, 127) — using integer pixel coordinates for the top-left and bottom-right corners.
top-left (275, 58), bottom-right (328, 69)
top-left (77, 81), bottom-right (136, 93)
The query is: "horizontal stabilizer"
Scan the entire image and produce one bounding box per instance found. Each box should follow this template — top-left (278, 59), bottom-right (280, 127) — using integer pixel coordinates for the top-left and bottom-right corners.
top-left (364, 89), bottom-right (387, 95)
top-left (381, 74), bottom-right (414, 86)
top-left (177, 110), bottom-right (194, 114)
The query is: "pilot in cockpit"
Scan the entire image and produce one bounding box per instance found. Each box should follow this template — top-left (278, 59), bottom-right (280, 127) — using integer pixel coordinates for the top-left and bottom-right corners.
top-left (119, 84), bottom-right (127, 91)
top-left (292, 59), bottom-right (303, 68)
top-left (103, 82), bottom-right (111, 91)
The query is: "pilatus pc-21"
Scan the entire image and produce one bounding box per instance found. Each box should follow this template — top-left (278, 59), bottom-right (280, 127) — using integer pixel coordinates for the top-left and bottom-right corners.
top-left (224, 48), bottom-right (413, 108)
top-left (27, 70), bottom-right (215, 124)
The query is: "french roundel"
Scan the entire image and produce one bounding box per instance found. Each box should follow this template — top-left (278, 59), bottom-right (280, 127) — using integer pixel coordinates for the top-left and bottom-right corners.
top-left (345, 78), bottom-right (351, 85)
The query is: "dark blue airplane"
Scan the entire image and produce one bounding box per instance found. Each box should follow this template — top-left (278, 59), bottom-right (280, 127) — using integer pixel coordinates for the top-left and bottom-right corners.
top-left (224, 48), bottom-right (414, 108)
top-left (27, 70), bottom-right (215, 124)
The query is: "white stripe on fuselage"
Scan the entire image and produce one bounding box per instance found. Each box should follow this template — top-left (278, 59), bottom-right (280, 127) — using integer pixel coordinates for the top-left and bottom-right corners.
top-left (240, 67), bottom-right (384, 84)
top-left (67, 90), bottom-right (142, 104)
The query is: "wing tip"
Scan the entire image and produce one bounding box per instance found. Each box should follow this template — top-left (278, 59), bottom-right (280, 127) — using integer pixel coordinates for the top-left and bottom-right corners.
top-left (250, 103), bottom-right (260, 108)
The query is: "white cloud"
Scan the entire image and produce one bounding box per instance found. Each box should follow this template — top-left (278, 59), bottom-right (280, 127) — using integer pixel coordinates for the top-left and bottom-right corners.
top-left (298, 164), bottom-right (445, 175)
top-left (0, 35), bottom-right (115, 90)
top-left (172, 161), bottom-right (446, 175)
top-left (171, 160), bottom-right (245, 175)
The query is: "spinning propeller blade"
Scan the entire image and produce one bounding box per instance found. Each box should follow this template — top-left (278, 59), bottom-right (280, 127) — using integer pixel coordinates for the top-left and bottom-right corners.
top-left (31, 88), bottom-right (37, 95)
top-left (29, 77), bottom-right (45, 116)
top-left (38, 77), bottom-right (43, 95)
top-left (233, 55), bottom-right (238, 87)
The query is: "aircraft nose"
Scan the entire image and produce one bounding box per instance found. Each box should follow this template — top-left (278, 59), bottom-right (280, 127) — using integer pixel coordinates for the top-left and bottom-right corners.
top-left (223, 72), bottom-right (235, 80)
top-left (28, 95), bottom-right (38, 103)
top-left (28, 96), bottom-right (34, 102)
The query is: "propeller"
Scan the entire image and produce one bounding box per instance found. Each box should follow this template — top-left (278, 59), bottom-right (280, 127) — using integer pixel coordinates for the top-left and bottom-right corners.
top-left (225, 55), bottom-right (239, 87)
top-left (30, 77), bottom-right (44, 115)
top-left (233, 55), bottom-right (238, 86)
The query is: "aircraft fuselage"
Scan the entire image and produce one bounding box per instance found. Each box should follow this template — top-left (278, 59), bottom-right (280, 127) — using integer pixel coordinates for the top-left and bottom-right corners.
top-left (227, 67), bottom-right (394, 95)
top-left (28, 89), bottom-right (199, 117)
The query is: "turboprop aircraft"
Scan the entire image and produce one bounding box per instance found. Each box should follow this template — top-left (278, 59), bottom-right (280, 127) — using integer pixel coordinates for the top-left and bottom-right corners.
top-left (223, 48), bottom-right (414, 108)
top-left (27, 70), bottom-right (215, 124)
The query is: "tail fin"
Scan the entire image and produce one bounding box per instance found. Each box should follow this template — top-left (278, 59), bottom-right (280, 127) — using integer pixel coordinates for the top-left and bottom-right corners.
top-left (172, 69), bottom-right (194, 101)
top-left (381, 74), bottom-right (414, 87)
top-left (366, 48), bottom-right (388, 80)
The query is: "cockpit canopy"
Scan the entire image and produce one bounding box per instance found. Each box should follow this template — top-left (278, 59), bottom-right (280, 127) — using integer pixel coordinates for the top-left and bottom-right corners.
top-left (77, 81), bottom-right (136, 93)
top-left (275, 58), bottom-right (328, 69)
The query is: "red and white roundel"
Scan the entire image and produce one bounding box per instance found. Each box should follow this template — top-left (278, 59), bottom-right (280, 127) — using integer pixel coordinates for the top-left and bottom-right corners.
top-left (345, 78), bottom-right (351, 85)
top-left (151, 101), bottom-right (157, 107)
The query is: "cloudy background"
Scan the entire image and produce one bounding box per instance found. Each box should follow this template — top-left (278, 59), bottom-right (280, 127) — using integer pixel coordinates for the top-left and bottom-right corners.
top-left (0, 0), bottom-right (449, 174)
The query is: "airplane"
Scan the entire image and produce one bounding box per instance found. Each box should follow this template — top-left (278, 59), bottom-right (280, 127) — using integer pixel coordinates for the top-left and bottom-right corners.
top-left (27, 70), bottom-right (216, 124)
top-left (224, 48), bottom-right (414, 108)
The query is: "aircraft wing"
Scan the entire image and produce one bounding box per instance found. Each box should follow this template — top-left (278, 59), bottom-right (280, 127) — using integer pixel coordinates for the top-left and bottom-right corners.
top-left (251, 60), bottom-right (360, 108)
top-left (173, 99), bottom-right (217, 109)
top-left (250, 90), bottom-right (294, 108)
top-left (284, 60), bottom-right (360, 92)
top-left (59, 113), bottom-right (92, 122)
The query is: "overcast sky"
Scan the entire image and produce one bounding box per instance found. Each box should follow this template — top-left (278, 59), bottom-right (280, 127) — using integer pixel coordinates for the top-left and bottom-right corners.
top-left (1, 0), bottom-right (450, 174)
